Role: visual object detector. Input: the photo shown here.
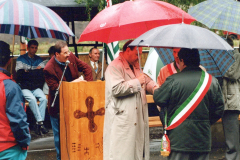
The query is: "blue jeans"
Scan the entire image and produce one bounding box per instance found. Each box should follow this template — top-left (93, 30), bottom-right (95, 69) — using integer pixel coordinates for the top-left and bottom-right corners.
top-left (22, 88), bottom-right (47, 122)
top-left (0, 145), bottom-right (27, 160)
top-left (50, 115), bottom-right (60, 160)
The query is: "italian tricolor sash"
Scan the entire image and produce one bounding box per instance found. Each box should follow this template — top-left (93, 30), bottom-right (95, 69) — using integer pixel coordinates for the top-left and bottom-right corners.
top-left (166, 71), bottom-right (212, 130)
top-left (167, 62), bottom-right (177, 75)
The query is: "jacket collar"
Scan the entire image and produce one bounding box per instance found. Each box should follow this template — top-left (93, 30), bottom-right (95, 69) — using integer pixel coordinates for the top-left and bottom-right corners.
top-left (181, 66), bottom-right (201, 72)
top-left (119, 53), bottom-right (140, 79)
top-left (0, 68), bottom-right (11, 81)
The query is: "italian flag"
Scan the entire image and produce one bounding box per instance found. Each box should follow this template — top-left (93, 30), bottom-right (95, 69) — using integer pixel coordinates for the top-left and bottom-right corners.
top-left (166, 71), bottom-right (212, 130)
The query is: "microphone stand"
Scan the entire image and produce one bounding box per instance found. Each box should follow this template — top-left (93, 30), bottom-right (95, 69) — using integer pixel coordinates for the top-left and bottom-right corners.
top-left (51, 61), bottom-right (69, 107)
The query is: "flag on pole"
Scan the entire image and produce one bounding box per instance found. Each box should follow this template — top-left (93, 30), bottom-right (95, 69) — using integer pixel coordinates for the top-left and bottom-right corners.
top-left (105, 0), bottom-right (120, 64)
top-left (104, 42), bottom-right (120, 63)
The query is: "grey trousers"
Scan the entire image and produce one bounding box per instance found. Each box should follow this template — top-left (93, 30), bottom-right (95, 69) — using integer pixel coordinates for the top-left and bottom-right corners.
top-left (168, 151), bottom-right (209, 160)
top-left (222, 110), bottom-right (240, 160)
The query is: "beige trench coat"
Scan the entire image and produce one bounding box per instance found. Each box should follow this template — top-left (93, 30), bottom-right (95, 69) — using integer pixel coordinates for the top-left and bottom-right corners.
top-left (103, 54), bottom-right (156, 160)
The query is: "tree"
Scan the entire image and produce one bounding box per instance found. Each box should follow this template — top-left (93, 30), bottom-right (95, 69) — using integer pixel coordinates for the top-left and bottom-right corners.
top-left (75, 0), bottom-right (205, 16)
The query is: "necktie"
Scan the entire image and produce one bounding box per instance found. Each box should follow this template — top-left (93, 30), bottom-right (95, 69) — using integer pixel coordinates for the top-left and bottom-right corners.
top-left (94, 62), bottom-right (97, 72)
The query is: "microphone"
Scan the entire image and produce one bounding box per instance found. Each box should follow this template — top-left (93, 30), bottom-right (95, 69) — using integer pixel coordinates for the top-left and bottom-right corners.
top-left (51, 60), bottom-right (70, 107)
top-left (65, 60), bottom-right (70, 66)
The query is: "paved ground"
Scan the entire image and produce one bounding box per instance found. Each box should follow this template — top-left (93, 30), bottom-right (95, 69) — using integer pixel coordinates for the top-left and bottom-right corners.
top-left (26, 127), bottom-right (228, 160)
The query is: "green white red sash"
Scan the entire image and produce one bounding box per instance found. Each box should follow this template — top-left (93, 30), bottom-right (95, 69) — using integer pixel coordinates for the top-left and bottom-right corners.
top-left (167, 62), bottom-right (177, 76)
top-left (166, 71), bottom-right (212, 130)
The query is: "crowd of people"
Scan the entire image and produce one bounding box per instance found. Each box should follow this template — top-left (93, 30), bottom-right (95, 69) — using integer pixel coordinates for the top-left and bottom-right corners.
top-left (0, 36), bottom-right (239, 160)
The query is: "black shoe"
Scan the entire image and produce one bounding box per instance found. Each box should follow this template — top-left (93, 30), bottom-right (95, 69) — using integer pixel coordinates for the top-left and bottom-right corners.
top-left (34, 124), bottom-right (42, 135)
top-left (40, 125), bottom-right (49, 134)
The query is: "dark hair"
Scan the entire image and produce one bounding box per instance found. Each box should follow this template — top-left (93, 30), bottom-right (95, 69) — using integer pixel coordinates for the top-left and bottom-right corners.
top-left (178, 48), bottom-right (200, 67)
top-left (28, 40), bottom-right (38, 47)
top-left (226, 36), bottom-right (234, 47)
top-left (0, 41), bottom-right (11, 67)
top-left (48, 46), bottom-right (55, 56)
top-left (123, 40), bottom-right (135, 52)
top-left (55, 41), bottom-right (68, 55)
top-left (89, 47), bottom-right (98, 54)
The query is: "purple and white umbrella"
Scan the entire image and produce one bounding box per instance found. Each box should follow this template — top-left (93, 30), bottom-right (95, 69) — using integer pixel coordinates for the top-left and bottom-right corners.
top-left (0, 0), bottom-right (74, 40)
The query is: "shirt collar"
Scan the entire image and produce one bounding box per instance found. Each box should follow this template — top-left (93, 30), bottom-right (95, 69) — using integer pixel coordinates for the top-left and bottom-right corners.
top-left (90, 60), bottom-right (98, 67)
top-left (54, 56), bottom-right (67, 66)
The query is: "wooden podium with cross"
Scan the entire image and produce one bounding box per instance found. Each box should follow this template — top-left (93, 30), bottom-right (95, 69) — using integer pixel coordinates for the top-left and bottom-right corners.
top-left (59, 81), bottom-right (105, 160)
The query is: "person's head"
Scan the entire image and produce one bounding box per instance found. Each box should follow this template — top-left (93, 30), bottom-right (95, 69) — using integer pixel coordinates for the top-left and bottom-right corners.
top-left (178, 48), bottom-right (200, 71)
top-left (122, 40), bottom-right (142, 65)
top-left (27, 40), bottom-right (38, 57)
top-left (89, 47), bottom-right (100, 62)
top-left (54, 41), bottom-right (69, 63)
top-left (0, 41), bottom-right (12, 68)
top-left (48, 46), bottom-right (55, 58)
top-left (173, 48), bottom-right (181, 64)
top-left (226, 35), bottom-right (235, 48)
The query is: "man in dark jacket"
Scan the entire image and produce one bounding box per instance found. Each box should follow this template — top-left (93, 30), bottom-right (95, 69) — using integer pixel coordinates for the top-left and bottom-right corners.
top-left (16, 40), bottom-right (48, 135)
top-left (153, 48), bottom-right (224, 160)
top-left (44, 40), bottom-right (93, 160)
top-left (0, 41), bottom-right (31, 159)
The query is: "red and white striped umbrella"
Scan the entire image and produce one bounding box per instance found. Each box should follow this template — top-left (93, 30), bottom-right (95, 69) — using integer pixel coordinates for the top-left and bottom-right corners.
top-left (0, 0), bottom-right (74, 40)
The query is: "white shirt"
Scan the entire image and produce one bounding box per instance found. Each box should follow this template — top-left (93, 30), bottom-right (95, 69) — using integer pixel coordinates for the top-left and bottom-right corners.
top-left (90, 61), bottom-right (98, 68)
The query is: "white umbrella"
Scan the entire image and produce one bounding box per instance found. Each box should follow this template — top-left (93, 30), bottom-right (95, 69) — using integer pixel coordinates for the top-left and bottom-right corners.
top-left (130, 23), bottom-right (233, 50)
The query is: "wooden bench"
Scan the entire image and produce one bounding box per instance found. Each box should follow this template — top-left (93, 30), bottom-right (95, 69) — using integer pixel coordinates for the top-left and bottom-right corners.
top-left (146, 95), bottom-right (163, 127)
top-left (146, 95), bottom-right (240, 127)
top-left (25, 95), bottom-right (48, 107)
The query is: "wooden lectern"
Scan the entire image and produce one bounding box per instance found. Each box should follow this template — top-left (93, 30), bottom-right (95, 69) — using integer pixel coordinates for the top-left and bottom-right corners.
top-left (60, 81), bottom-right (105, 160)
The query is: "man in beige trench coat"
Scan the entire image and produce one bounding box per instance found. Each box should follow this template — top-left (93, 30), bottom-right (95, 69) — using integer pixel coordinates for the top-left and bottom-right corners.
top-left (103, 40), bottom-right (158, 160)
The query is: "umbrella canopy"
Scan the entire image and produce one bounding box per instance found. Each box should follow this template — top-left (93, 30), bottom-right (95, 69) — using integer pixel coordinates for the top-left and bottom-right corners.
top-left (188, 0), bottom-right (240, 35)
top-left (143, 48), bottom-right (164, 82)
top-left (155, 48), bottom-right (235, 77)
top-left (0, 0), bottom-right (74, 40)
top-left (78, 0), bottom-right (195, 43)
top-left (129, 23), bottom-right (233, 50)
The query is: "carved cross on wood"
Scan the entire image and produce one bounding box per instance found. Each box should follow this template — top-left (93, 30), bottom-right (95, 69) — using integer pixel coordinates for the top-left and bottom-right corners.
top-left (74, 96), bottom-right (105, 132)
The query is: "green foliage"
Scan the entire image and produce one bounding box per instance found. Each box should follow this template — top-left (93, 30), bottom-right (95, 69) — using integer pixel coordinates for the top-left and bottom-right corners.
top-left (163, 0), bottom-right (205, 12)
top-left (75, 0), bottom-right (207, 23)
top-left (75, 0), bottom-right (125, 20)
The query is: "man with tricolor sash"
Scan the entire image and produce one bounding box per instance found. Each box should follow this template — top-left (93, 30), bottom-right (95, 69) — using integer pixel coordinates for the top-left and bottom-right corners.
top-left (153, 48), bottom-right (224, 160)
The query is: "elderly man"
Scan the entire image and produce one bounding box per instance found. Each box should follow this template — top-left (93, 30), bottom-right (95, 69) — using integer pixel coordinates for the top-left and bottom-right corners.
top-left (103, 40), bottom-right (158, 160)
top-left (87, 47), bottom-right (108, 81)
top-left (0, 41), bottom-right (31, 159)
top-left (153, 48), bottom-right (224, 160)
top-left (44, 40), bottom-right (93, 160)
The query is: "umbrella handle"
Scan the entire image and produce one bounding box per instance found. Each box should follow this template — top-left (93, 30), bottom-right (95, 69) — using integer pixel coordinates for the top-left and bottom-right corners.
top-left (137, 46), bottom-right (142, 73)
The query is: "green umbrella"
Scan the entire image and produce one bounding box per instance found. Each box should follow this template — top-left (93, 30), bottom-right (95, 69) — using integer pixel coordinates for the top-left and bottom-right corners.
top-left (143, 48), bottom-right (164, 82)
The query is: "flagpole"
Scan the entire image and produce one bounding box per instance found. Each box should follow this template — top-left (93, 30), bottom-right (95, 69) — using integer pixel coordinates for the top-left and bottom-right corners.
top-left (101, 45), bottom-right (105, 80)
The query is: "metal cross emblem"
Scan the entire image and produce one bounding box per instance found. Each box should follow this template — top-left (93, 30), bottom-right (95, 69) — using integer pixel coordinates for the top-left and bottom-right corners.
top-left (74, 96), bottom-right (105, 132)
